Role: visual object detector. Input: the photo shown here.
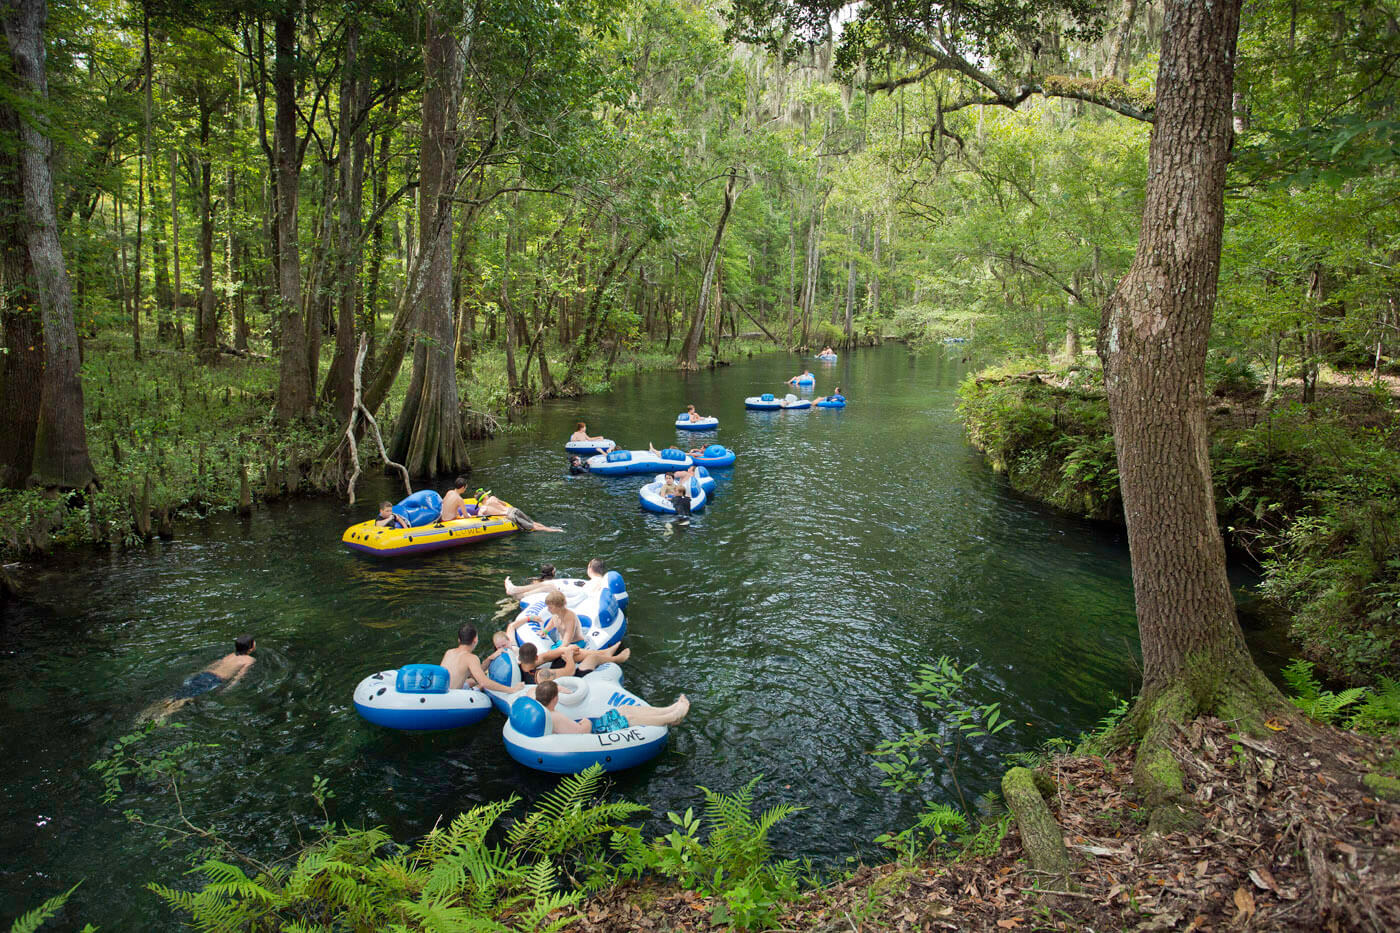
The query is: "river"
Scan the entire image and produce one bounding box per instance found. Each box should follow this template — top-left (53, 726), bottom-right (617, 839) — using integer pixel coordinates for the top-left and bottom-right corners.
top-left (0, 345), bottom-right (1249, 926)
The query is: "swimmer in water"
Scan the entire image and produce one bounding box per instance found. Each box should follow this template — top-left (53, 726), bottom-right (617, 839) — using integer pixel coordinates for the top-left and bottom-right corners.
top-left (139, 635), bottom-right (256, 723)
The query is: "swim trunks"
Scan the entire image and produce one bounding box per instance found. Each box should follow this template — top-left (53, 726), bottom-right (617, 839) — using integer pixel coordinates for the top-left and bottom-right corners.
top-left (588, 709), bottom-right (630, 734)
top-left (506, 507), bottom-right (536, 531)
top-left (174, 670), bottom-right (224, 700)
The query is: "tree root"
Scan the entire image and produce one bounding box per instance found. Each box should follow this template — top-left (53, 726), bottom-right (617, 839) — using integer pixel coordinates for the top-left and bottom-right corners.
top-left (1002, 767), bottom-right (1073, 891)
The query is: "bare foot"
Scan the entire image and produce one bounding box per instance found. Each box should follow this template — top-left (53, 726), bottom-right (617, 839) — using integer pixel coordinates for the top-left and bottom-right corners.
top-left (612, 647), bottom-right (631, 663)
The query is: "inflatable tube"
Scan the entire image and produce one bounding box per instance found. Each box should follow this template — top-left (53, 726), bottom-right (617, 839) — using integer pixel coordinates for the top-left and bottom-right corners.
top-left (514, 586), bottom-right (627, 653)
top-left (690, 444), bottom-right (736, 468)
top-left (565, 438), bottom-right (615, 456)
top-left (789, 375), bottom-right (816, 386)
top-left (815, 396), bottom-right (847, 409)
top-left (483, 652), bottom-right (624, 714)
top-left (675, 414), bottom-right (719, 431)
top-left (342, 497), bottom-right (519, 557)
top-left (585, 448), bottom-right (693, 477)
top-left (502, 669), bottom-right (668, 773)
top-left (744, 394), bottom-right (781, 411)
top-left (516, 571), bottom-right (629, 612)
top-left (780, 393), bottom-right (812, 410)
top-left (639, 474), bottom-right (707, 514)
top-left (815, 353), bottom-right (838, 361)
top-left (655, 468), bottom-right (714, 494)
top-left (352, 665), bottom-right (493, 731)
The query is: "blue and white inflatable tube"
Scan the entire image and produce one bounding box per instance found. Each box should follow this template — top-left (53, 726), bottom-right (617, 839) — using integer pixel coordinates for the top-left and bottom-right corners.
top-left (585, 447), bottom-right (693, 476)
top-left (639, 474), bottom-right (707, 514)
top-left (690, 444), bottom-right (736, 468)
top-left (789, 374), bottom-right (816, 386)
top-left (744, 393), bottom-right (781, 411)
top-left (514, 586), bottom-right (627, 652)
top-left (675, 414), bottom-right (719, 431)
top-left (780, 393), bottom-right (812, 410)
top-left (654, 468), bottom-right (714, 494)
top-left (517, 571), bottom-right (629, 612)
top-left (565, 438), bottom-right (615, 456)
top-left (502, 668), bottom-right (668, 773)
top-left (815, 353), bottom-right (837, 361)
top-left (352, 664), bottom-right (492, 731)
top-left (815, 395), bottom-right (847, 409)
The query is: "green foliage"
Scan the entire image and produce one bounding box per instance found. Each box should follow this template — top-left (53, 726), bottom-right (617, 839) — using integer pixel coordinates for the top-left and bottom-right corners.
top-left (1205, 352), bottom-right (1260, 397)
top-left (614, 777), bottom-right (802, 931)
top-left (1281, 659), bottom-right (1368, 725)
top-left (1349, 677), bottom-right (1400, 736)
top-left (149, 765), bottom-right (639, 933)
top-left (90, 720), bottom-right (218, 806)
top-left (872, 656), bottom-right (1011, 858)
top-left (8, 884), bottom-right (89, 933)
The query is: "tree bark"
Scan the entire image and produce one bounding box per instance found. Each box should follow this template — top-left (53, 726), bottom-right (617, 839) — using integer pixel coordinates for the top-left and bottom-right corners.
top-left (1096, 0), bottom-right (1279, 800)
top-left (678, 169), bottom-right (738, 369)
top-left (322, 22), bottom-right (365, 420)
top-left (3, 0), bottom-right (96, 489)
top-left (168, 145), bottom-right (182, 344)
top-left (195, 93), bottom-right (219, 362)
top-left (388, 1), bottom-right (470, 476)
top-left (0, 87), bottom-right (43, 487)
top-left (273, 4), bottom-right (312, 420)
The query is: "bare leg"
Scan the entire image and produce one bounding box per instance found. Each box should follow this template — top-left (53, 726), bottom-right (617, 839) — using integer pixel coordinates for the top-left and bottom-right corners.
top-left (622, 695), bottom-right (689, 727)
top-left (505, 578), bottom-right (560, 597)
top-left (577, 645), bottom-right (629, 671)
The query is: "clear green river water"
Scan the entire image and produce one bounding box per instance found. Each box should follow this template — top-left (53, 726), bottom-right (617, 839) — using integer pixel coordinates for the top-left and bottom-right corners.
top-left (0, 345), bottom-right (1274, 927)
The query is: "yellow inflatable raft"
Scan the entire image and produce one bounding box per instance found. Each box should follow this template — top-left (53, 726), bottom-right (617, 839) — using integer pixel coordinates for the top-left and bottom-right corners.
top-left (342, 497), bottom-right (519, 557)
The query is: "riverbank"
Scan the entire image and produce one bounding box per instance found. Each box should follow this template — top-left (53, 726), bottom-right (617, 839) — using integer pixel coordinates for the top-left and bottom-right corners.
top-left (957, 358), bottom-right (1400, 685)
top-left (0, 331), bottom-right (779, 560)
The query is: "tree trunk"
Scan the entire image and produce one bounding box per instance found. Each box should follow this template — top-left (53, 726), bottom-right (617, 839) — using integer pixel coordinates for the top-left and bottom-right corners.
top-left (195, 99), bottom-right (219, 363)
top-left (388, 1), bottom-right (470, 476)
top-left (869, 220), bottom-right (881, 319)
top-left (273, 5), bottom-right (312, 420)
top-left (322, 21), bottom-right (365, 420)
top-left (1096, 0), bottom-right (1280, 809)
top-left (0, 89), bottom-right (44, 488)
top-left (168, 145), bottom-right (182, 343)
top-left (362, 98), bottom-right (395, 368)
top-left (229, 169), bottom-right (248, 350)
top-left (132, 139), bottom-right (144, 359)
top-left (843, 217), bottom-right (857, 342)
top-left (678, 169), bottom-right (738, 369)
top-left (3, 0), bottom-right (97, 489)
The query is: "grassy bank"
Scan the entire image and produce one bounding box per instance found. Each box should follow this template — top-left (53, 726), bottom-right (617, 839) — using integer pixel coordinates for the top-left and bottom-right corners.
top-left (957, 358), bottom-right (1400, 684)
top-left (0, 330), bottom-right (777, 559)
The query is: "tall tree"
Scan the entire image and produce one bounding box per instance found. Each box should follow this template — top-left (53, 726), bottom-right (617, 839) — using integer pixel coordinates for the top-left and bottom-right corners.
top-left (272, 2), bottom-right (312, 420)
top-left (678, 169), bottom-right (739, 369)
top-left (3, 0), bottom-right (97, 489)
top-left (388, 0), bottom-right (470, 475)
top-left (0, 84), bottom-right (43, 488)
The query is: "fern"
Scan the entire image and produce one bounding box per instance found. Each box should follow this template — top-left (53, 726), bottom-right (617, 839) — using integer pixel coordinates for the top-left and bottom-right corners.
top-left (1283, 658), bottom-right (1370, 724)
top-left (9, 884), bottom-right (80, 933)
top-left (1350, 676), bottom-right (1400, 734)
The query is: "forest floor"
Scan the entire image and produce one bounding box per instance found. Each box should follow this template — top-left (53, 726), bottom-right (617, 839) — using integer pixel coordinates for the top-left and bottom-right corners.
top-left (569, 718), bottom-right (1400, 932)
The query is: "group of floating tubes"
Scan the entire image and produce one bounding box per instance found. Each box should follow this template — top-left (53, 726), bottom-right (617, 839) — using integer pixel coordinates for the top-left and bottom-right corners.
top-left (341, 490), bottom-right (519, 557)
top-left (745, 393), bottom-right (819, 410)
top-left (351, 569), bottom-right (673, 772)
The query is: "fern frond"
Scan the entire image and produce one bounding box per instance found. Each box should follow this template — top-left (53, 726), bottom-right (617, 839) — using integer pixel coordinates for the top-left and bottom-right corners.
top-left (9, 884), bottom-right (80, 933)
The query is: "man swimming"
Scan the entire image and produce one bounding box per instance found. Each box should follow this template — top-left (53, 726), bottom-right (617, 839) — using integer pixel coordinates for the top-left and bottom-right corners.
top-left (139, 636), bottom-right (256, 723)
top-left (534, 680), bottom-right (689, 734)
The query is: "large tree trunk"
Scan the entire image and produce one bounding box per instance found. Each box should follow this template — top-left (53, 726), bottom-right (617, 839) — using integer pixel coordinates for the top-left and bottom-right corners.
top-left (168, 145), bottom-right (182, 344)
top-left (842, 216), bottom-right (857, 342)
top-left (0, 89), bottom-right (43, 488)
top-left (1097, 0), bottom-right (1280, 811)
top-left (678, 169), bottom-right (738, 369)
top-left (322, 25), bottom-right (365, 420)
top-left (272, 4), bottom-right (312, 420)
top-left (3, 0), bottom-right (96, 489)
top-left (388, 2), bottom-right (470, 476)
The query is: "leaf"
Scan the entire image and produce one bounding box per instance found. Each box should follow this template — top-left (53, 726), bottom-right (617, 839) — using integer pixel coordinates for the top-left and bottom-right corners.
top-left (1233, 885), bottom-right (1256, 922)
top-left (996, 917), bottom-right (1024, 929)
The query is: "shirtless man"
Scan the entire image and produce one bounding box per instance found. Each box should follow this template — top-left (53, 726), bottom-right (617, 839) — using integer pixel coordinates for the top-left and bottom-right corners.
top-left (505, 558), bottom-right (609, 598)
top-left (474, 488), bottom-right (563, 532)
top-left (787, 369), bottom-right (814, 385)
top-left (439, 625), bottom-right (524, 693)
top-left (375, 501), bottom-right (410, 528)
top-left (570, 421), bottom-right (606, 443)
top-left (533, 680), bottom-right (689, 734)
top-left (439, 477), bottom-right (478, 522)
top-left (139, 636), bottom-right (257, 723)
